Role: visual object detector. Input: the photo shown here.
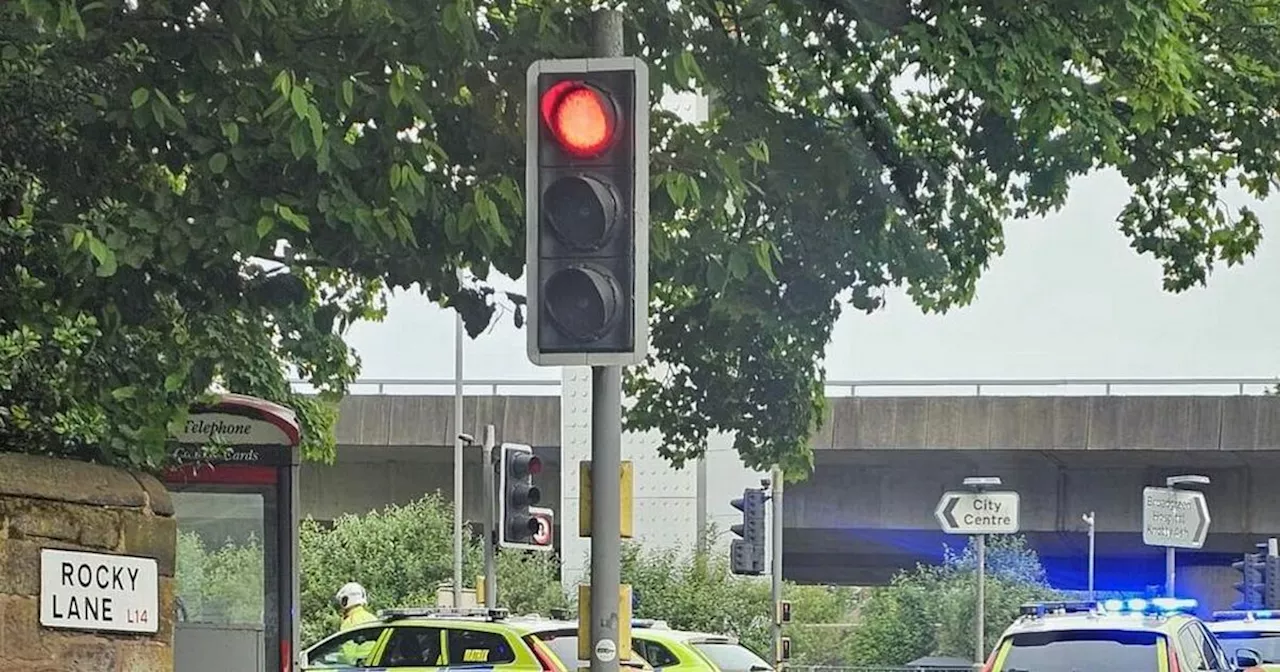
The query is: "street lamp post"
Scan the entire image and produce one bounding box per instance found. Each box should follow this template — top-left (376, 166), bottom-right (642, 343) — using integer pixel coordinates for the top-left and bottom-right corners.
top-left (1081, 512), bottom-right (1095, 599)
top-left (963, 476), bottom-right (1002, 666)
top-left (1164, 474), bottom-right (1210, 597)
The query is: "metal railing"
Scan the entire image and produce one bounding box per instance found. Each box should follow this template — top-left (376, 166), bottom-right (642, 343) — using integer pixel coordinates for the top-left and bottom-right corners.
top-left (289, 376), bottom-right (1280, 397)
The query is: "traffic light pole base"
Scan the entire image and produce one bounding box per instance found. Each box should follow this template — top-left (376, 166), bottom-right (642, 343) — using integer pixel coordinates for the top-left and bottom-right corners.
top-left (590, 364), bottom-right (623, 672)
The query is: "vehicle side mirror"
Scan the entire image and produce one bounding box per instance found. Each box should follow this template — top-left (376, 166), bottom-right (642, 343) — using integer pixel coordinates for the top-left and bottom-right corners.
top-left (1235, 647), bottom-right (1262, 669)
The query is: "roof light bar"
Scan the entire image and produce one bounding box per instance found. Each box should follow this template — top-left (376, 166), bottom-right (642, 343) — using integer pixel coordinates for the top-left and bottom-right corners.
top-left (1213, 610), bottom-right (1280, 621)
top-left (1019, 598), bottom-right (1198, 619)
top-left (379, 607), bottom-right (509, 621)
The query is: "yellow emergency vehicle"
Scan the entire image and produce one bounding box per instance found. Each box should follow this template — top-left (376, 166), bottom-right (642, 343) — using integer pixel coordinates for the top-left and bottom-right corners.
top-left (983, 598), bottom-right (1260, 672)
top-left (301, 607), bottom-right (654, 671)
top-left (630, 621), bottom-right (773, 672)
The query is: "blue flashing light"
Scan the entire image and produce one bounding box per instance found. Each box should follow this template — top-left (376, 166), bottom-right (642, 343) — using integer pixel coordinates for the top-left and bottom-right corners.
top-left (1102, 598), bottom-right (1197, 615)
top-left (1213, 610), bottom-right (1280, 621)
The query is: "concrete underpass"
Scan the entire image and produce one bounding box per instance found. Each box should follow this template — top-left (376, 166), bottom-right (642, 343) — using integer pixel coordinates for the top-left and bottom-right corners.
top-left (300, 375), bottom-right (1280, 609)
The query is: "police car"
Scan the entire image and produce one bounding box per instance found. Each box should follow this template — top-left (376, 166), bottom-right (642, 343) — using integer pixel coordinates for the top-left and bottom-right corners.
top-left (631, 621), bottom-right (773, 672)
top-left (1208, 610), bottom-right (1280, 670)
top-left (983, 598), bottom-right (1258, 672)
top-left (301, 607), bottom-right (655, 671)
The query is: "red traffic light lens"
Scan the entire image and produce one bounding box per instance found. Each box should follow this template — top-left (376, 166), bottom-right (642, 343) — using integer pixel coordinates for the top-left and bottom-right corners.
top-left (541, 81), bottom-right (617, 157)
top-left (527, 455), bottom-right (543, 475)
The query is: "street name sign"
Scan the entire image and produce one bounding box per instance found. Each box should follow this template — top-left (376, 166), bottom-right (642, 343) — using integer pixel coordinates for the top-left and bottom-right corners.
top-left (1142, 487), bottom-right (1210, 549)
top-left (40, 549), bottom-right (159, 633)
top-left (935, 491), bottom-right (1021, 535)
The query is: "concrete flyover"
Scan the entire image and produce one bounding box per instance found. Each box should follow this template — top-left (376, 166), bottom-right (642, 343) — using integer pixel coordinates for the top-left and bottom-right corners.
top-left (304, 376), bottom-right (1280, 605)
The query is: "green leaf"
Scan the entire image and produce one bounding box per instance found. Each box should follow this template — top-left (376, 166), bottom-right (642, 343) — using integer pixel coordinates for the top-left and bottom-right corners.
top-left (342, 80), bottom-right (354, 109)
top-left (209, 152), bottom-right (229, 174)
top-left (164, 373), bottom-right (185, 392)
top-left (221, 121), bottom-right (240, 145)
top-left (1, 45), bottom-right (19, 61)
top-left (727, 248), bottom-right (750, 280)
top-left (130, 88), bottom-right (149, 109)
top-left (389, 72), bottom-right (405, 108)
top-left (110, 386), bottom-right (137, 401)
top-left (308, 109), bottom-right (324, 149)
top-left (256, 215), bottom-right (275, 238)
top-left (290, 87), bottom-right (308, 120)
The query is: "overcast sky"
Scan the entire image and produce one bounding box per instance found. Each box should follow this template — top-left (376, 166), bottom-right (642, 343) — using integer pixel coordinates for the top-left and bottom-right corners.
top-left (343, 93), bottom-right (1280, 391)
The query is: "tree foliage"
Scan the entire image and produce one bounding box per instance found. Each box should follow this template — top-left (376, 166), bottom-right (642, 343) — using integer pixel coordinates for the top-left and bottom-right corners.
top-left (847, 535), bottom-right (1061, 665)
top-left (620, 533), bottom-right (861, 664)
top-left (5, 0), bottom-right (1280, 471)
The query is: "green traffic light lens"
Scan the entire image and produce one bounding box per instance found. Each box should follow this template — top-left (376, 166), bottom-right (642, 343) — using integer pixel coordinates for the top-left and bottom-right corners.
top-left (544, 265), bottom-right (619, 342)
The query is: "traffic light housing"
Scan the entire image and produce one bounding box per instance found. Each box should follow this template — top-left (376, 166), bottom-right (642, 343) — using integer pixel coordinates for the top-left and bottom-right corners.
top-left (730, 487), bottom-right (768, 575)
top-left (525, 57), bottom-right (650, 367)
top-left (499, 443), bottom-right (544, 550)
top-left (1267, 555), bottom-right (1280, 609)
top-left (1234, 552), bottom-right (1266, 609)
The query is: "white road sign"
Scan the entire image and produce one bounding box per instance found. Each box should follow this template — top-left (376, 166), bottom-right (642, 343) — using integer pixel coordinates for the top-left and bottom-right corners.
top-left (40, 549), bottom-right (159, 634)
top-left (1143, 487), bottom-right (1211, 549)
top-left (935, 491), bottom-right (1021, 535)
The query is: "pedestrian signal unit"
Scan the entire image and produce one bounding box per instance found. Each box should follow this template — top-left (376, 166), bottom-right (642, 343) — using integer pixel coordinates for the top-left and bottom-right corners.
top-left (524, 57), bottom-right (650, 367)
top-left (499, 443), bottom-right (551, 551)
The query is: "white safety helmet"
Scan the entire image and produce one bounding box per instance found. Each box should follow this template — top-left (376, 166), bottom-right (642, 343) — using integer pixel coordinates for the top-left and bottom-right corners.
top-left (334, 582), bottom-right (368, 610)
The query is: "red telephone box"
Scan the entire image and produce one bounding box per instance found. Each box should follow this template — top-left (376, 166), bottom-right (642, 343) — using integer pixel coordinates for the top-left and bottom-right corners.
top-left (166, 393), bottom-right (300, 672)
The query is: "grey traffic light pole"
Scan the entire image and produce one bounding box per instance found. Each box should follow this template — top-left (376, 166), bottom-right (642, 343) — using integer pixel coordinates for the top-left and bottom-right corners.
top-left (483, 424), bottom-right (497, 608)
top-left (589, 11), bottom-right (625, 672)
top-left (453, 313), bottom-right (465, 607)
top-left (770, 468), bottom-right (784, 668)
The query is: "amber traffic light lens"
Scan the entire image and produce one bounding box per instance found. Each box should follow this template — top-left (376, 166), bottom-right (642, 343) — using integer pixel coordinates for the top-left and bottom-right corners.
top-left (541, 81), bottom-right (617, 158)
top-left (543, 175), bottom-right (617, 251)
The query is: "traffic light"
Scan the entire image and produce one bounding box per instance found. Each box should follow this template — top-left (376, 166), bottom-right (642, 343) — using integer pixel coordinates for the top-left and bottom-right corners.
top-left (1233, 552), bottom-right (1266, 609)
top-left (730, 487), bottom-right (768, 575)
top-left (525, 57), bottom-right (650, 367)
top-left (499, 443), bottom-right (544, 549)
top-left (1267, 555), bottom-right (1280, 609)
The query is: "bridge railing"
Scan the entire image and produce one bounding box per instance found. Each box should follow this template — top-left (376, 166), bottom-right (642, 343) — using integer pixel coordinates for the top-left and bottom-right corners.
top-left (289, 377), bottom-right (1280, 397)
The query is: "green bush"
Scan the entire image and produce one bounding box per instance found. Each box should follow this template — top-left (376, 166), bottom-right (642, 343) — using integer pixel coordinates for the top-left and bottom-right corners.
top-left (619, 531), bottom-right (860, 665)
top-left (846, 535), bottom-right (1062, 665)
top-left (175, 530), bottom-right (265, 625)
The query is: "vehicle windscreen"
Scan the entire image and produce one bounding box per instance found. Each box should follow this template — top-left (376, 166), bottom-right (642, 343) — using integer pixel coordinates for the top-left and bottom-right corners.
top-left (691, 641), bottom-right (773, 672)
top-left (1213, 631), bottom-right (1280, 663)
top-left (532, 630), bottom-right (650, 669)
top-left (997, 630), bottom-right (1161, 672)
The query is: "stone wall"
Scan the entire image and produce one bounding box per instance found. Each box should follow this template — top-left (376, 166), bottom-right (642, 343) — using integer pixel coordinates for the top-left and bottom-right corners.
top-left (0, 452), bottom-right (176, 671)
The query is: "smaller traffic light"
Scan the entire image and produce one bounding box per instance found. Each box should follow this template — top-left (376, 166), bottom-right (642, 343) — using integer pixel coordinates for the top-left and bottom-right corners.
top-left (779, 636), bottom-right (792, 662)
top-left (1267, 555), bottom-right (1280, 609)
top-left (776, 600), bottom-right (792, 624)
top-left (499, 443), bottom-right (544, 549)
top-left (1234, 552), bottom-right (1266, 610)
top-left (730, 488), bottom-right (768, 575)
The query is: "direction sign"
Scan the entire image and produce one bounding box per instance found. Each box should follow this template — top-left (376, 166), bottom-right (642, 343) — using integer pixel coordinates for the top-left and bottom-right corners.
top-left (1143, 487), bottom-right (1210, 549)
top-left (935, 491), bottom-right (1020, 535)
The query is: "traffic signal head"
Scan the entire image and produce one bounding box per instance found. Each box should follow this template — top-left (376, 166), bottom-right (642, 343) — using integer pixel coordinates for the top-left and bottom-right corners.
top-left (1259, 550), bottom-right (1280, 606)
top-left (730, 488), bottom-right (768, 575)
top-left (526, 58), bottom-right (650, 367)
top-left (1234, 553), bottom-right (1266, 610)
top-left (499, 443), bottom-right (544, 548)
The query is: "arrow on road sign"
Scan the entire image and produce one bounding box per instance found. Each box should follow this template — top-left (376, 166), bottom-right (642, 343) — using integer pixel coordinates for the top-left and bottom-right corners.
top-left (1142, 487), bottom-right (1210, 549)
top-left (935, 490), bottom-right (1020, 535)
